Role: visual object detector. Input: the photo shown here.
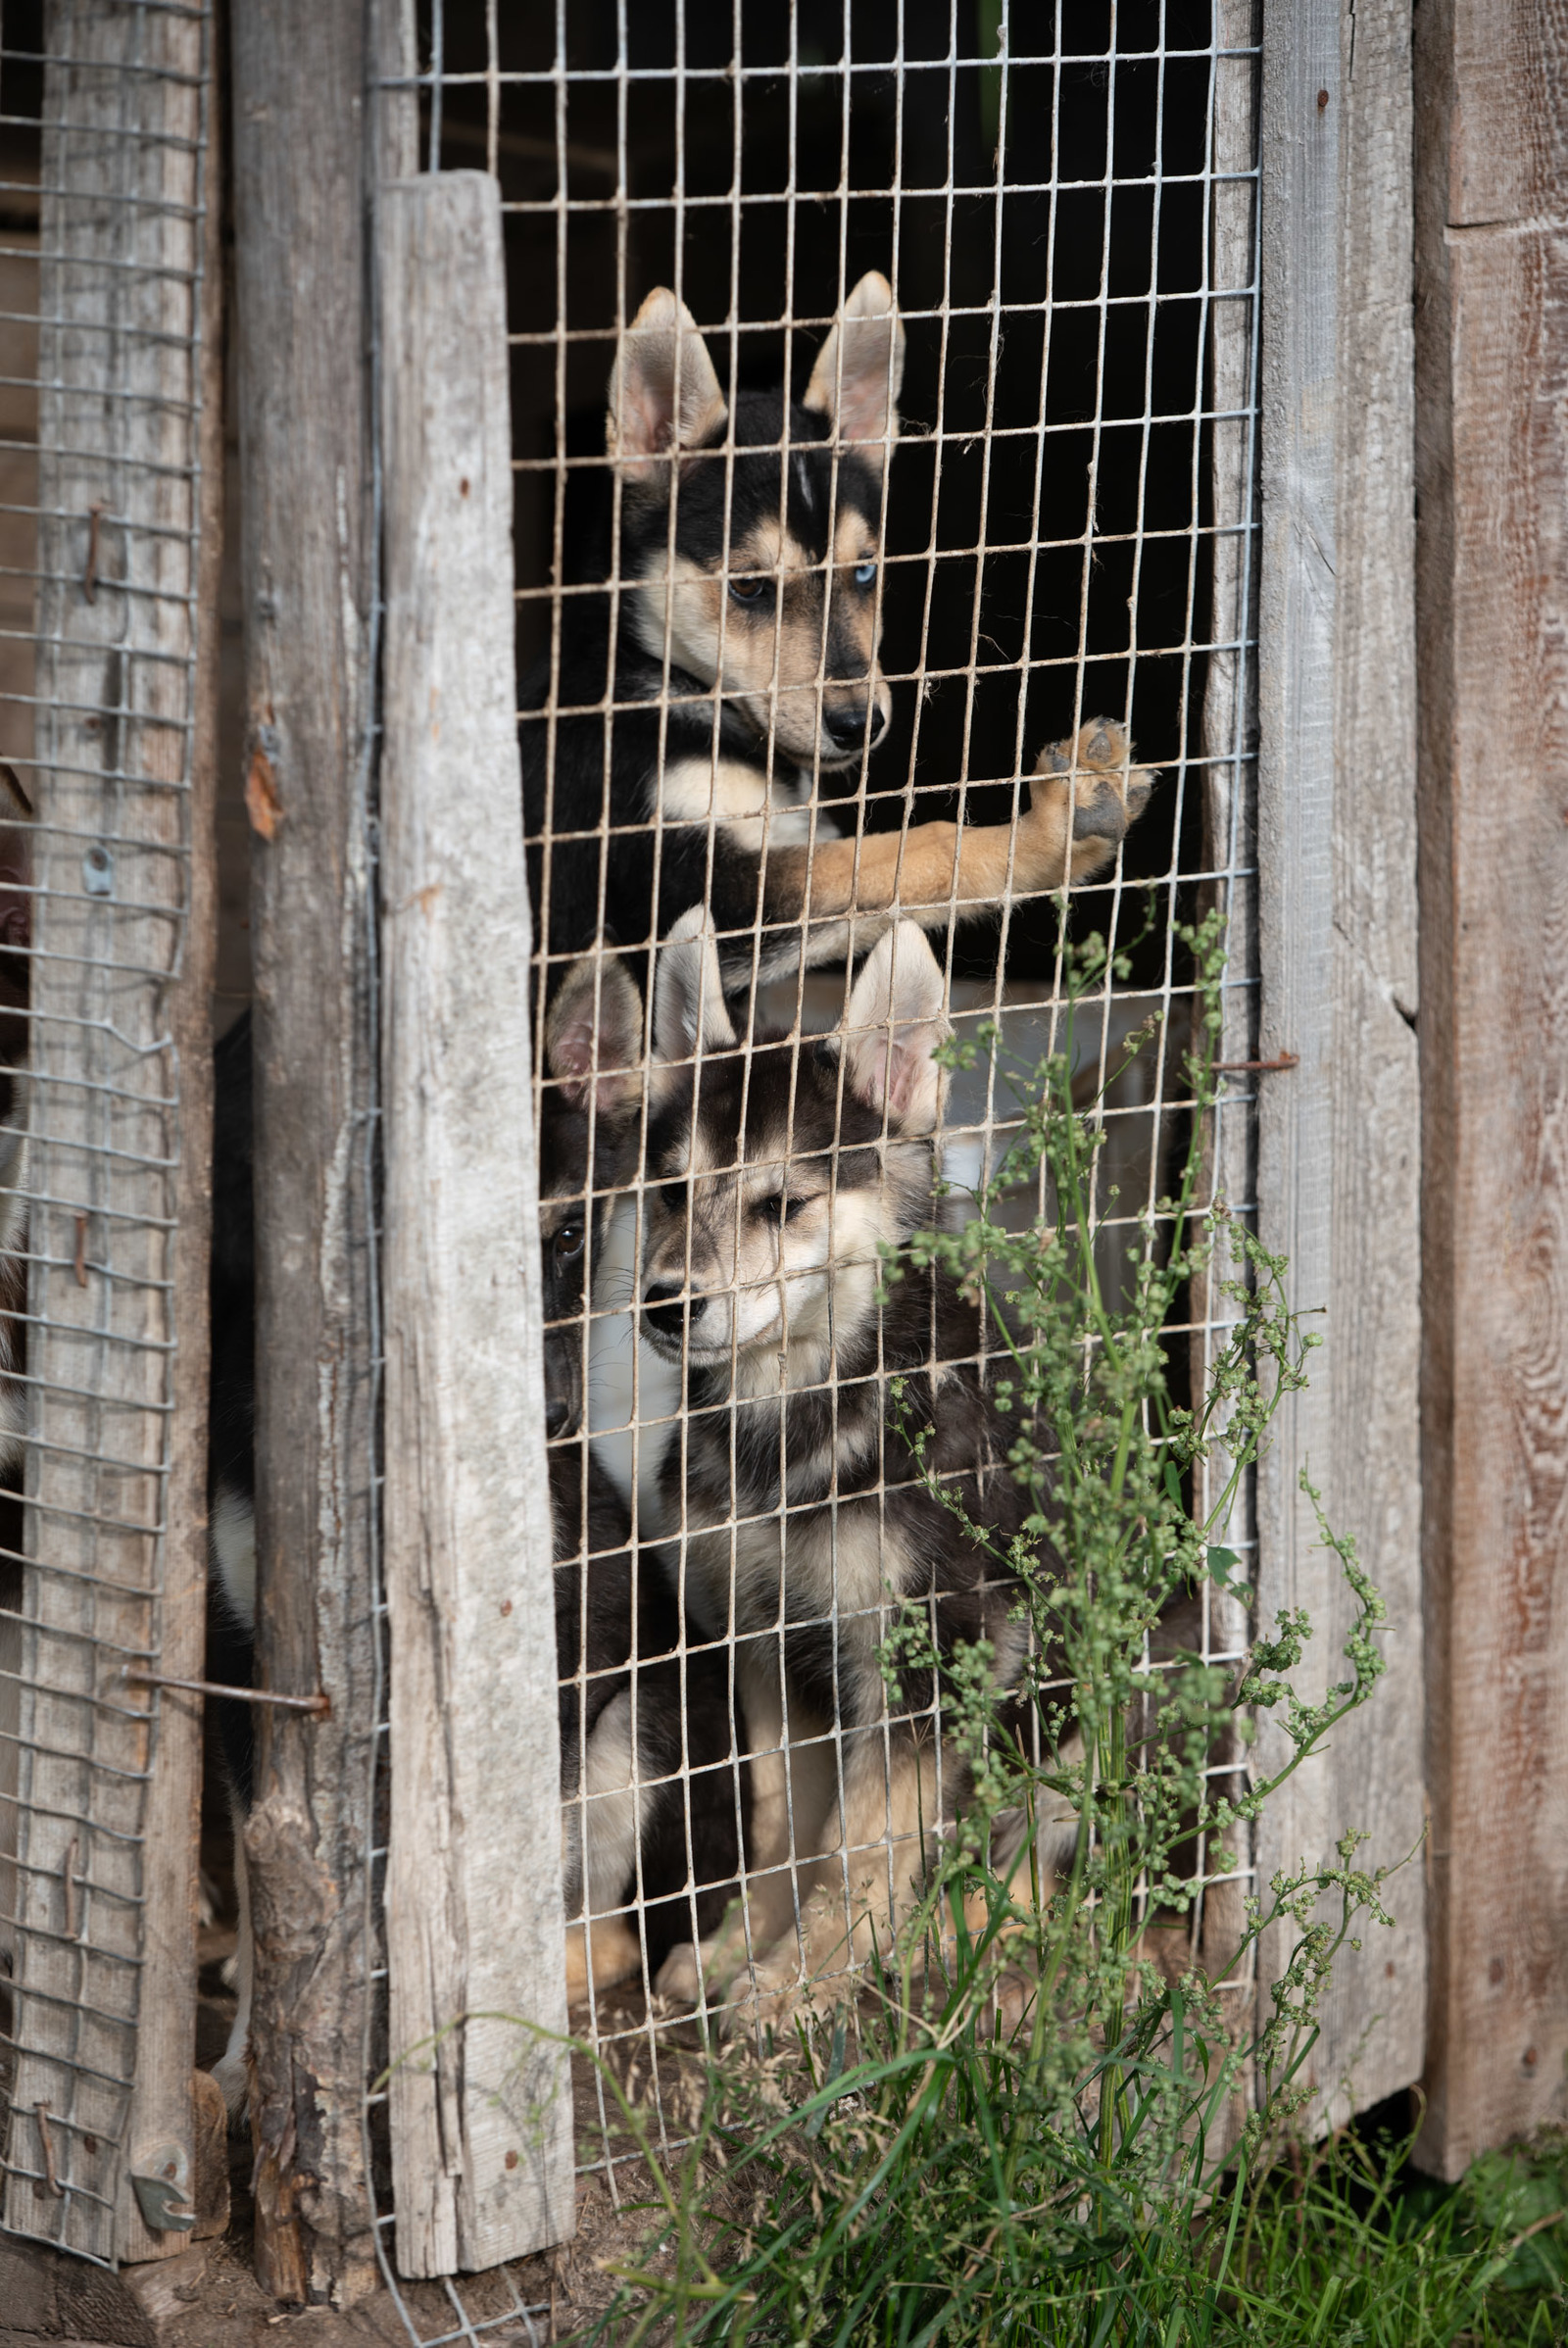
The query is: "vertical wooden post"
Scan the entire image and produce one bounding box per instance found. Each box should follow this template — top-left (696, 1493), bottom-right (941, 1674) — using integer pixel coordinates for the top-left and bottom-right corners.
top-left (378, 171), bottom-right (573, 2277)
top-left (1413, 0), bottom-right (1568, 2177)
top-left (229, 0), bottom-right (381, 2303)
top-left (0, 0), bottom-right (218, 2266)
top-left (122, 0), bottom-right (224, 2270)
top-left (1254, 0), bottom-right (1426, 2126)
top-left (1311, 0), bottom-right (1427, 2117)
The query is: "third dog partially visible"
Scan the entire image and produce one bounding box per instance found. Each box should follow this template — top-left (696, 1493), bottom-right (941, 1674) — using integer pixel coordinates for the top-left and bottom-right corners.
top-left (540, 954), bottom-right (749, 2004)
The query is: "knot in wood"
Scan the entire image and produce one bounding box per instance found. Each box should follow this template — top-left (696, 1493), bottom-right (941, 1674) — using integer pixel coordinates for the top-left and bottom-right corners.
top-left (243, 1798), bottom-right (334, 1964)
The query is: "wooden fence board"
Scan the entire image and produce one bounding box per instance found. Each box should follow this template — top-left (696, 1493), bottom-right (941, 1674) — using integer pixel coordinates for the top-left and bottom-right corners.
top-left (0, 0), bottom-right (215, 2264)
top-left (1413, 0), bottom-right (1568, 2177)
top-left (118, 3), bottom-right (223, 2269)
top-left (1255, 0), bottom-right (1426, 2127)
top-left (378, 171), bottom-right (572, 2276)
top-left (229, 0), bottom-right (383, 2300)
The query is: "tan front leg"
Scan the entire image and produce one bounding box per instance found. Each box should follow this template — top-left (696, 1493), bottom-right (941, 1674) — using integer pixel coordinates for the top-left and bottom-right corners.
top-left (746, 1735), bottom-right (941, 2020)
top-left (564, 1915), bottom-right (645, 2007)
top-left (765, 719), bottom-right (1155, 930)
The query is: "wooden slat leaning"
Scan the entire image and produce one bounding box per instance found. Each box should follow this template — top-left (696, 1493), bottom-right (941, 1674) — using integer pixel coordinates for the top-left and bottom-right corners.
top-left (378, 170), bottom-right (574, 2276)
top-left (1254, 0), bottom-right (1427, 2128)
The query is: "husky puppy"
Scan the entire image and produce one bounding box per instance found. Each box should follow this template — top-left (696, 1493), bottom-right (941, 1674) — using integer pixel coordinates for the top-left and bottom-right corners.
top-left (634, 910), bottom-right (1047, 2015)
top-left (521, 273), bottom-right (1153, 999)
top-left (541, 954), bottom-right (750, 2003)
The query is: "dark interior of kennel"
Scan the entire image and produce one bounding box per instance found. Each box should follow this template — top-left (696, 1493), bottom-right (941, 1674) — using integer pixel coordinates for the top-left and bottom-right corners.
top-left (439, 0), bottom-right (1220, 997)
top-left (406, 0), bottom-right (1229, 2039)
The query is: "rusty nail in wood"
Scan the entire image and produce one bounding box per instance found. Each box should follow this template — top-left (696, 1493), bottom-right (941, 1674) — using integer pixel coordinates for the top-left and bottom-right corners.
top-left (82, 502), bottom-right (108, 605)
top-left (35, 2103), bottom-right (64, 2196)
top-left (122, 1665), bottom-right (330, 1718)
top-left (1213, 1052), bottom-right (1299, 1072)
top-left (73, 1214), bottom-right (87, 1288)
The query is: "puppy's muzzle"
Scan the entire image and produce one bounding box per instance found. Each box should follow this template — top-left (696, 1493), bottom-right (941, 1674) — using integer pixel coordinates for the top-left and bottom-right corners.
top-left (642, 1278), bottom-right (706, 1351)
top-left (822, 698), bottom-right (887, 756)
top-left (543, 1331), bottom-right (582, 1440)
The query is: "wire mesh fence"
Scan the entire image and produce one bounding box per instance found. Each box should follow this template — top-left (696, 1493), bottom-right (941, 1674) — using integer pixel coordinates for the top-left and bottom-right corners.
top-left (0, 0), bottom-right (214, 2266)
top-left (369, 0), bottom-right (1261, 2331)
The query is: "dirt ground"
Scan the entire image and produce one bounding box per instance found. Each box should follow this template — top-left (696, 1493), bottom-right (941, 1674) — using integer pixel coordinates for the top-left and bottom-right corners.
top-left (172, 1904), bottom-right (701, 2348)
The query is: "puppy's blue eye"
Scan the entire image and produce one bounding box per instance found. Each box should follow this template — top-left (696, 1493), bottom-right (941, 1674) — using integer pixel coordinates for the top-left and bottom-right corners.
top-left (854, 561), bottom-right (876, 589)
top-left (729, 577), bottom-right (766, 605)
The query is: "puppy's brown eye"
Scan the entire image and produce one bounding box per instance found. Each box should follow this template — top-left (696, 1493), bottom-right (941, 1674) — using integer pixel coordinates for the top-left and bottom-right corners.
top-left (554, 1223), bottom-right (585, 1263)
top-left (728, 577), bottom-right (767, 606)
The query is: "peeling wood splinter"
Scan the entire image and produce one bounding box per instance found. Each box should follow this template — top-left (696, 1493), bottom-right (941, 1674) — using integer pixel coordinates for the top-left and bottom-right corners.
top-left (60, 1835), bottom-right (79, 1941)
top-left (34, 2105), bottom-right (64, 2198)
top-left (81, 500), bottom-right (107, 605)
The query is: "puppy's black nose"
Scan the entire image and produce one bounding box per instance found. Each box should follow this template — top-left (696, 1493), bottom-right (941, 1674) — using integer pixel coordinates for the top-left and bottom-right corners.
top-left (643, 1279), bottom-right (705, 1345)
top-left (823, 701), bottom-right (872, 753)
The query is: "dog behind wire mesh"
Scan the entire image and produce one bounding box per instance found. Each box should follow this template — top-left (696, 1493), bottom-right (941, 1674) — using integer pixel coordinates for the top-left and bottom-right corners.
top-left (617, 908), bottom-right (1072, 2024)
top-left (522, 269), bottom-right (1155, 1006)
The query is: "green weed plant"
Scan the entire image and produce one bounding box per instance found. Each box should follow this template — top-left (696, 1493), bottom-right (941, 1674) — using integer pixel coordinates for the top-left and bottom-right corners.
top-left (578, 916), bottom-right (1563, 2345)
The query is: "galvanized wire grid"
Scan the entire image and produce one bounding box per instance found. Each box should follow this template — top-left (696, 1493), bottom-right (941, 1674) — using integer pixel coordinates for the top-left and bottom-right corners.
top-left (375, 0), bottom-right (1258, 2328)
top-left (0, 0), bottom-right (212, 2264)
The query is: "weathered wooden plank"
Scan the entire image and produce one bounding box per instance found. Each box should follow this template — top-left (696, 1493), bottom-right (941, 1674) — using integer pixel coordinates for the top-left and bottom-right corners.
top-left (1254, 0), bottom-right (1346, 2111)
top-left (1312, 0), bottom-right (1426, 2128)
top-left (1412, 0), bottom-right (1568, 2177)
top-left (117, 0), bottom-right (224, 2269)
top-left (1254, 0), bottom-right (1425, 2127)
top-left (0, 0), bottom-right (214, 2264)
top-left (229, 0), bottom-right (381, 2302)
top-left (377, 171), bottom-right (572, 2277)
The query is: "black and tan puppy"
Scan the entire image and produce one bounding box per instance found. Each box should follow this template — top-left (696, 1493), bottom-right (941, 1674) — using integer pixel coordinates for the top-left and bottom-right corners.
top-left (631, 910), bottom-right (1053, 2019)
top-left (521, 273), bottom-right (1153, 1000)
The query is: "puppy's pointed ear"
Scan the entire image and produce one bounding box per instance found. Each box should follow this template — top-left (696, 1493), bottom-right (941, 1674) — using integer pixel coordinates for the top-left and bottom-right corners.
top-left (545, 952), bottom-right (645, 1123)
top-left (803, 271), bottom-right (905, 467)
top-left (654, 907), bottom-right (736, 1064)
top-left (843, 921), bottom-right (949, 1134)
top-left (607, 289), bottom-right (728, 485)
